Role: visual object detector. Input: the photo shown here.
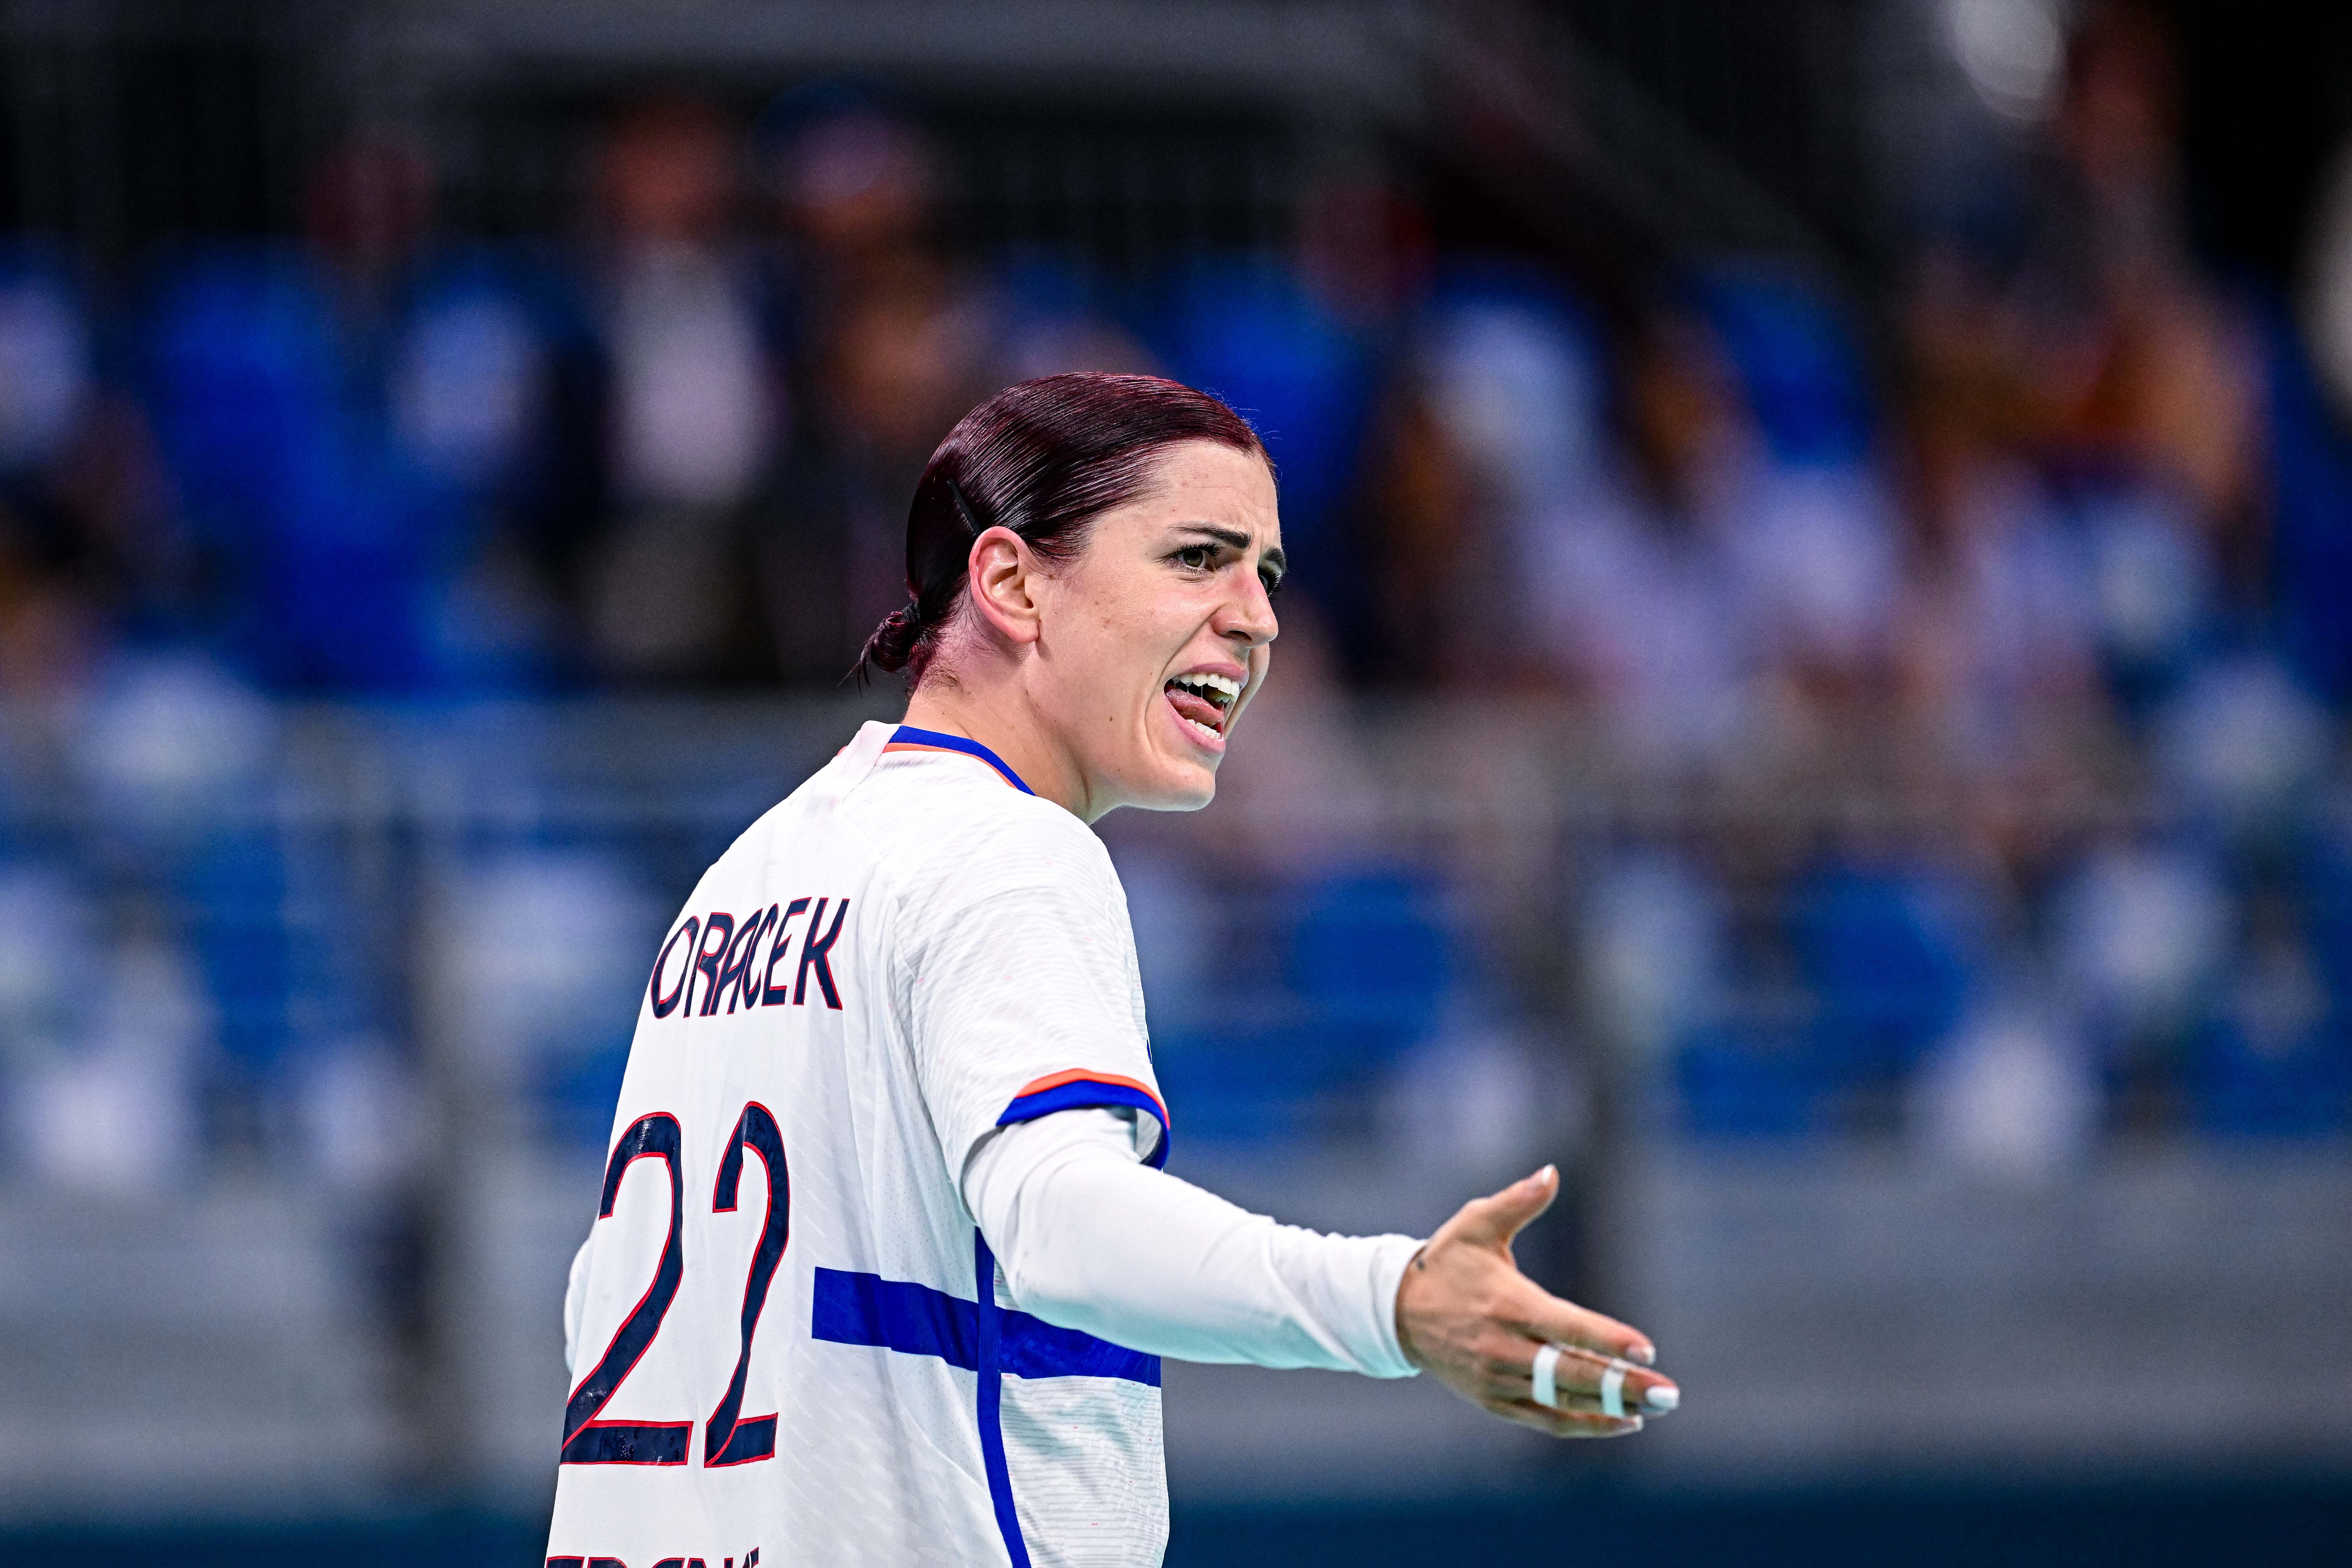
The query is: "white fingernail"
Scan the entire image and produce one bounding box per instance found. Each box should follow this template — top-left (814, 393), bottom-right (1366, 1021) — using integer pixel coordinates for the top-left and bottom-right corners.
top-left (1629, 1343), bottom-right (1656, 1366)
top-left (1643, 1385), bottom-right (1679, 1414)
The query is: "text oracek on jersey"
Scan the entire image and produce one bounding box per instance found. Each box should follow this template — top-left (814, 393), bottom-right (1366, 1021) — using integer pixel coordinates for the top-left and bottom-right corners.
top-left (649, 897), bottom-right (852, 1019)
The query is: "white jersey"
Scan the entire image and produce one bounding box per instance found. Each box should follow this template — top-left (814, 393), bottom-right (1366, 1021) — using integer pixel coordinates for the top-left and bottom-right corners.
top-left (548, 721), bottom-right (1172, 1568)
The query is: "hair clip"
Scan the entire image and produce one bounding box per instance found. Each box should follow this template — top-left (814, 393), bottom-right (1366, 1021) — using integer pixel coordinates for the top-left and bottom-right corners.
top-left (946, 480), bottom-right (984, 537)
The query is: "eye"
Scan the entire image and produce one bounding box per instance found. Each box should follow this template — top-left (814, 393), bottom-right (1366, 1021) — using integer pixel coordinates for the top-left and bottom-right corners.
top-left (1173, 544), bottom-right (1218, 571)
top-left (1259, 566), bottom-right (1286, 598)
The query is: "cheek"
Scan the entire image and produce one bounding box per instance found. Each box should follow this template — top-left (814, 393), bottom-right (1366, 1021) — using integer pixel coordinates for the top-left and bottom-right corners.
top-left (1049, 583), bottom-right (1158, 719)
top-left (1078, 594), bottom-right (1188, 680)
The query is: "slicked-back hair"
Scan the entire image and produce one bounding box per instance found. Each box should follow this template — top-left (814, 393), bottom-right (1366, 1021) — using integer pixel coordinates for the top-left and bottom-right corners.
top-left (859, 373), bottom-right (1269, 682)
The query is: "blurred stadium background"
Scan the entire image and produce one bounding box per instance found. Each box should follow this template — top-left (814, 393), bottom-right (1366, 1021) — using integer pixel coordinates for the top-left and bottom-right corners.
top-left (1, 0), bottom-right (2349, 1562)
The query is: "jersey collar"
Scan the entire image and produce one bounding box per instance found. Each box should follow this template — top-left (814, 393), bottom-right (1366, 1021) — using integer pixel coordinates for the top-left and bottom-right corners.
top-left (883, 725), bottom-right (1036, 795)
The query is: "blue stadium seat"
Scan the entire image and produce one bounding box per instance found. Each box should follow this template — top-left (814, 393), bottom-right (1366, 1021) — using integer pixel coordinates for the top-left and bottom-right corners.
top-left (1790, 863), bottom-right (1977, 1082)
top-left (1150, 867), bottom-right (1455, 1145)
top-left (1675, 1019), bottom-right (1832, 1139)
top-left (2190, 1016), bottom-right (2352, 1136)
top-left (2259, 297), bottom-right (2352, 704)
top-left (1689, 266), bottom-right (1875, 467)
top-left (141, 246), bottom-right (447, 693)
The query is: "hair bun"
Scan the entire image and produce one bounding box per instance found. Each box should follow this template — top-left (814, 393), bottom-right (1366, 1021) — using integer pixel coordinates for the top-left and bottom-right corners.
top-left (859, 601), bottom-right (925, 675)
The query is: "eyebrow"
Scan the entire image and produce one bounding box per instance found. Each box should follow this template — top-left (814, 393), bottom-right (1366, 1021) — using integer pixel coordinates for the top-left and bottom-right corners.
top-left (1176, 524), bottom-right (1286, 576)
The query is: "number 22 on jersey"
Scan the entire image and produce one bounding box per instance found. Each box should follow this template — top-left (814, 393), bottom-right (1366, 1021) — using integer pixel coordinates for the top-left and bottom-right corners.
top-left (561, 1105), bottom-right (791, 1468)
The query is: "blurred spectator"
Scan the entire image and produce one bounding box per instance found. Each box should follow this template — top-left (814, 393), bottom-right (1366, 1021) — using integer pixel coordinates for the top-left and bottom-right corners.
top-left (1353, 277), bottom-right (1601, 690)
top-left (2298, 137), bottom-right (2352, 424)
top-left (753, 88), bottom-right (1000, 683)
top-left (1911, 987), bottom-right (2099, 1178)
top-left (0, 258), bottom-right (190, 703)
top-left (2033, 7), bottom-right (2265, 743)
top-left (1698, 272), bottom-right (1905, 716)
top-left (14, 920), bottom-right (212, 1194)
top-left (1521, 306), bottom-right (1751, 765)
top-left (134, 132), bottom-right (496, 695)
top-left (70, 652), bottom-right (276, 816)
top-left (293, 1038), bottom-right (425, 1193)
top-left (305, 138), bottom-right (437, 327)
top-left (0, 864), bottom-right (99, 1072)
top-left (0, 260), bottom-right (108, 697)
top-left (1350, 367), bottom-right (1479, 688)
top-left (2154, 653), bottom-right (2334, 839)
top-left (439, 849), bottom-right (661, 1146)
top-left (2050, 4), bottom-right (2261, 524)
top-left (0, 262), bottom-right (90, 471)
top-left (1110, 844), bottom-right (1224, 1040)
top-left (388, 261), bottom-right (571, 686)
top-left (2050, 835), bottom-right (2232, 1123)
top-left (1895, 456), bottom-right (2100, 756)
top-left (1895, 256), bottom-right (2106, 764)
top-left (1881, 2), bottom-right (2257, 734)
top-left (582, 95), bottom-right (782, 683)
top-left (1579, 847), bottom-right (1733, 1069)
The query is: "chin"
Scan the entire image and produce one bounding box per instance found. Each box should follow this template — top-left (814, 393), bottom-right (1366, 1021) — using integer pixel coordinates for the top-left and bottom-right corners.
top-left (1126, 759), bottom-right (1220, 814)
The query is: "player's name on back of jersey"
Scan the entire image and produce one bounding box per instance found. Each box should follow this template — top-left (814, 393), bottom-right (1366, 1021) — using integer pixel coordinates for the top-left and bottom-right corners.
top-left (649, 898), bottom-right (852, 1019)
top-left (548, 1552), bottom-right (756, 1568)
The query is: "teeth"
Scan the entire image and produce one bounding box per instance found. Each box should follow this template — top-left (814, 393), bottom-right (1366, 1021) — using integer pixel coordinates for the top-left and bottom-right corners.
top-left (1169, 671), bottom-right (1242, 707)
top-left (1182, 717), bottom-right (1221, 743)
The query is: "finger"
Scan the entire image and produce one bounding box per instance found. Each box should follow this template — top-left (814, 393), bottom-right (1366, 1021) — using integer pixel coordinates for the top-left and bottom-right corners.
top-left (1508, 1288), bottom-right (1656, 1365)
top-left (1483, 1397), bottom-right (1643, 1439)
top-left (1442, 1165), bottom-right (1560, 1252)
top-left (1523, 1343), bottom-right (1679, 1416)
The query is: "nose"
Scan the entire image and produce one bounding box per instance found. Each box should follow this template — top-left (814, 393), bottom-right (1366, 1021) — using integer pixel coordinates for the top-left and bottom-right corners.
top-left (1214, 568), bottom-right (1280, 650)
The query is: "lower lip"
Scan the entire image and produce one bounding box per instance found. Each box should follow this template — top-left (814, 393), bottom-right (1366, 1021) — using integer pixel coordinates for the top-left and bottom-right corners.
top-left (1165, 691), bottom-right (1226, 753)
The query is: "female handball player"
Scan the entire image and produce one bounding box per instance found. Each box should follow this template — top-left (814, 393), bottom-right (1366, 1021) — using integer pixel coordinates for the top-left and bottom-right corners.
top-left (547, 373), bottom-right (1678, 1568)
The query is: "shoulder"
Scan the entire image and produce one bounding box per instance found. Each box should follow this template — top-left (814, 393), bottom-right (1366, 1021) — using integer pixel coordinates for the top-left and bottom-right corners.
top-left (851, 756), bottom-right (1119, 911)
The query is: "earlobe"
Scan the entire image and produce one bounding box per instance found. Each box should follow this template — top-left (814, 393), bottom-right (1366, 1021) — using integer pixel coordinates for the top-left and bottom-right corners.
top-left (968, 526), bottom-right (1044, 647)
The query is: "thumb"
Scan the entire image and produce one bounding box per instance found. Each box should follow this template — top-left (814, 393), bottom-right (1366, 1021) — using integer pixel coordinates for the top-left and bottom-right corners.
top-left (1446, 1164), bottom-right (1559, 1252)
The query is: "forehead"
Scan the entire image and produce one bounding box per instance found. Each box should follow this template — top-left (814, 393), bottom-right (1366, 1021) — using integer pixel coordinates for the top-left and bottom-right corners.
top-left (1130, 441), bottom-right (1280, 541)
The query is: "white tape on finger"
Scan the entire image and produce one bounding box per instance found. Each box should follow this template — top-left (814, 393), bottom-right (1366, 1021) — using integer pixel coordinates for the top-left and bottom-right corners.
top-left (1531, 1344), bottom-right (1563, 1410)
top-left (1599, 1361), bottom-right (1628, 1420)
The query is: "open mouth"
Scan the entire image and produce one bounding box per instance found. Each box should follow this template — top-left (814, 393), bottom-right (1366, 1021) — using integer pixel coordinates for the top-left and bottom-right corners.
top-left (1164, 670), bottom-right (1242, 746)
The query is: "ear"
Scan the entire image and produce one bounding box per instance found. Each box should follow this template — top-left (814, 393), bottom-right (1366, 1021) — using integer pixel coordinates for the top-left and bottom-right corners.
top-left (966, 526), bottom-right (1045, 648)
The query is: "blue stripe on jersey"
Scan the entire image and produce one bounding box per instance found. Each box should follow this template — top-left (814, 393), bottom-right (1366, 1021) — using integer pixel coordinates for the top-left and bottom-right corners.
top-left (887, 725), bottom-right (1036, 794)
top-left (808, 1267), bottom-right (1161, 1386)
top-left (998, 1079), bottom-right (1171, 1170)
top-left (973, 1232), bottom-right (1030, 1568)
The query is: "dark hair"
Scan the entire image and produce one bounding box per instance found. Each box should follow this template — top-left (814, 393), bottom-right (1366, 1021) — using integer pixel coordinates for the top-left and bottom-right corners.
top-left (860, 373), bottom-right (1269, 681)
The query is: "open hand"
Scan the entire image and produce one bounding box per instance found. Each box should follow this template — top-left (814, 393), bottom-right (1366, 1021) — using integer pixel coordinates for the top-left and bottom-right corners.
top-left (1394, 1165), bottom-right (1678, 1438)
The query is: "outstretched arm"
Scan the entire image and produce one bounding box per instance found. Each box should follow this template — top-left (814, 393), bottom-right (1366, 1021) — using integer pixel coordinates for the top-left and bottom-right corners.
top-left (963, 1110), bottom-right (1678, 1435)
top-left (965, 1108), bottom-right (1420, 1375)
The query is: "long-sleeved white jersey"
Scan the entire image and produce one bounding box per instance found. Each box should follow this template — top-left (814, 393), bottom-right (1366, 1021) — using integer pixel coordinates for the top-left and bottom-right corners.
top-left (548, 721), bottom-right (1418, 1568)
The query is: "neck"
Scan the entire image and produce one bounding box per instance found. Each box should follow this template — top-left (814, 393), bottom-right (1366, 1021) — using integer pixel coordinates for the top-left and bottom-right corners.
top-left (900, 675), bottom-right (1097, 820)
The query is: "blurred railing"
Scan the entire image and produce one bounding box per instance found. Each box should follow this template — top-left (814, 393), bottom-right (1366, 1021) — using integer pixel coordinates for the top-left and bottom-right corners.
top-left (1, 690), bottom-right (2348, 1520)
